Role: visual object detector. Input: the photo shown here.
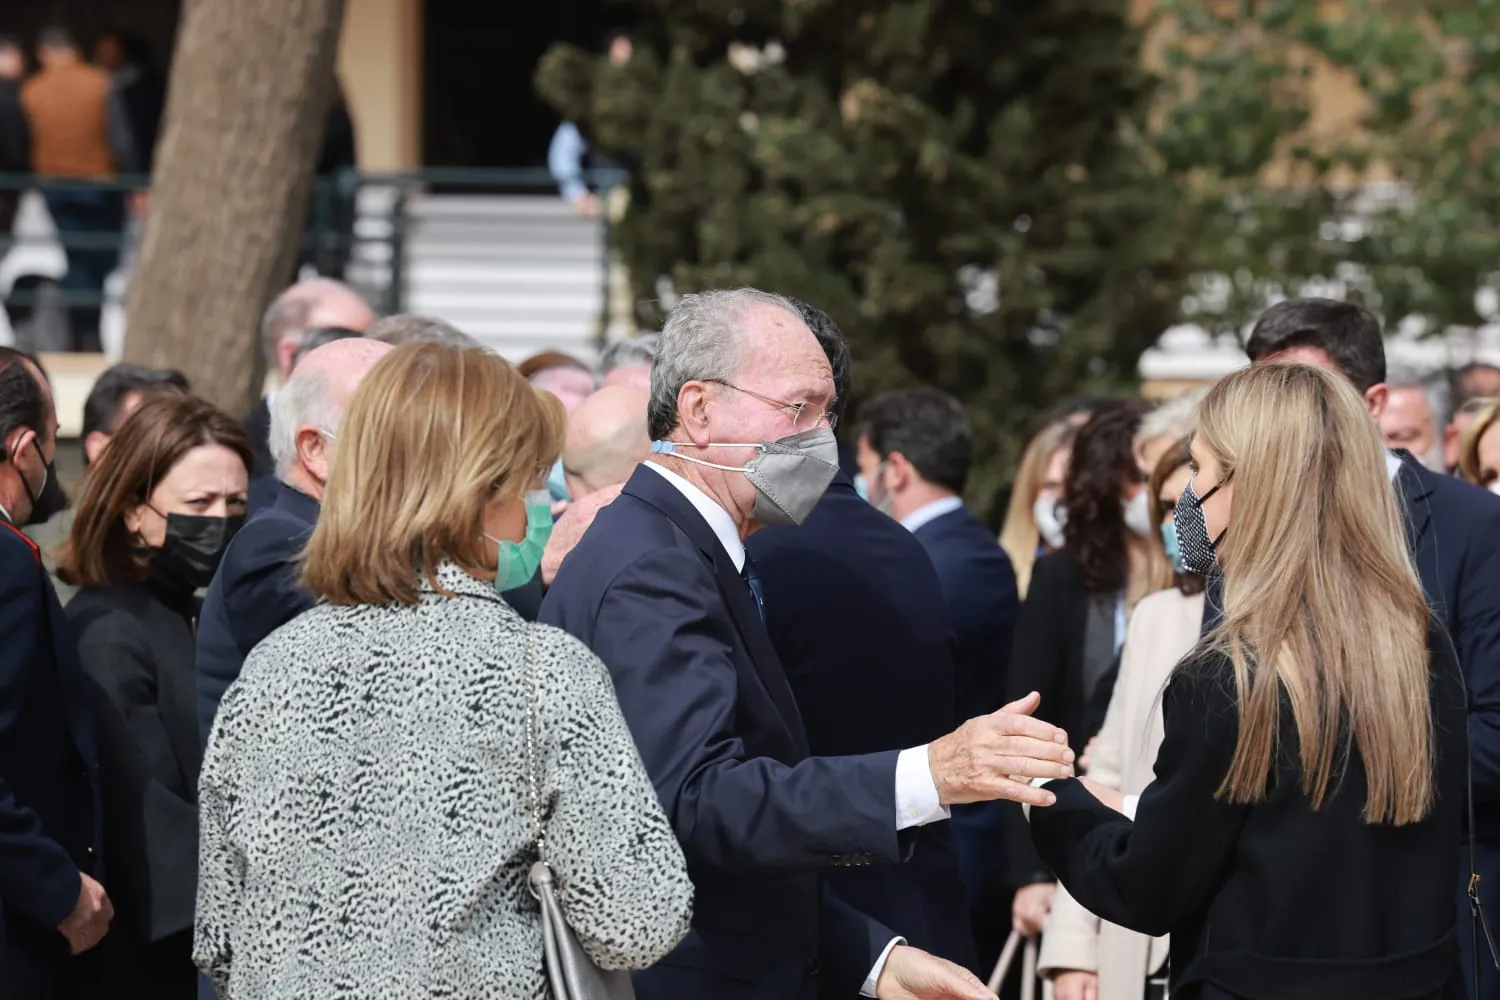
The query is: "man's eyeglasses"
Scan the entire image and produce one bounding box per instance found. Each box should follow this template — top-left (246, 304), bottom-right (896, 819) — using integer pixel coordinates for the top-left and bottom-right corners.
top-left (706, 379), bottom-right (839, 431)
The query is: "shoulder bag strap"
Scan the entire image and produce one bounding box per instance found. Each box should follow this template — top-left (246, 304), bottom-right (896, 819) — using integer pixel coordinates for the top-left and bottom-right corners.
top-left (524, 624), bottom-right (546, 860)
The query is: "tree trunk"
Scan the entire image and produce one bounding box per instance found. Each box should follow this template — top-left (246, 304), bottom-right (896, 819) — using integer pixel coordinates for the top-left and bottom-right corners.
top-left (123, 0), bottom-right (348, 417)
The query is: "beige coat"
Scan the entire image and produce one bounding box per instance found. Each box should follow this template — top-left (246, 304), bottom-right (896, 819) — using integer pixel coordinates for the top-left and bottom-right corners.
top-left (1036, 587), bottom-right (1205, 1000)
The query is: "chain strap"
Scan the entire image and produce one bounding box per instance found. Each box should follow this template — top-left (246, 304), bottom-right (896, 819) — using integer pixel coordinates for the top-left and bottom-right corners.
top-left (523, 624), bottom-right (546, 858)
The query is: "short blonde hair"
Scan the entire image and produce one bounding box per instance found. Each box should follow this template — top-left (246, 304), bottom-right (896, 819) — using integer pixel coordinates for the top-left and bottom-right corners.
top-left (303, 343), bottom-right (565, 605)
top-left (1460, 397), bottom-right (1500, 485)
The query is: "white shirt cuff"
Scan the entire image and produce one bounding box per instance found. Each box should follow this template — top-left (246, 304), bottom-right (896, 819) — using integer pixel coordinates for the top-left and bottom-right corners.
top-left (1122, 793), bottom-right (1140, 820)
top-left (895, 745), bottom-right (950, 830)
top-left (861, 936), bottom-right (906, 997)
top-left (1022, 776), bottom-right (1058, 821)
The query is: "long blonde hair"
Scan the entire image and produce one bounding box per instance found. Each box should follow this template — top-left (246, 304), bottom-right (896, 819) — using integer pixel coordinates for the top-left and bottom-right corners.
top-left (1197, 363), bottom-right (1433, 826)
top-left (1000, 420), bottom-right (1075, 597)
top-left (303, 343), bottom-right (565, 605)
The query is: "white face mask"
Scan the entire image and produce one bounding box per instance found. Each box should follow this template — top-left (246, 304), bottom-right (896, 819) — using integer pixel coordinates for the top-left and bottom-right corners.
top-left (1123, 489), bottom-right (1154, 539)
top-left (1033, 496), bottom-right (1066, 549)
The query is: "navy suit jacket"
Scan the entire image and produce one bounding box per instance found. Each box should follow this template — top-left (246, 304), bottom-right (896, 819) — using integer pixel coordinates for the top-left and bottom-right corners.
top-left (540, 465), bottom-right (902, 1000)
top-left (196, 482), bottom-right (319, 751)
top-left (747, 477), bottom-right (976, 976)
top-left (0, 519), bottom-right (102, 999)
top-left (911, 505), bottom-right (1021, 932)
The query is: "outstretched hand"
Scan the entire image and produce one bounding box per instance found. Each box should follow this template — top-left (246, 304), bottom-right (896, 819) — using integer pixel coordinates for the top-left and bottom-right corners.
top-left (928, 692), bottom-right (1073, 807)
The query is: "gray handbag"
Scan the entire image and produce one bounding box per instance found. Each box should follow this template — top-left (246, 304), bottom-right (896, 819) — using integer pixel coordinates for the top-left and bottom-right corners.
top-left (523, 626), bottom-right (636, 1000)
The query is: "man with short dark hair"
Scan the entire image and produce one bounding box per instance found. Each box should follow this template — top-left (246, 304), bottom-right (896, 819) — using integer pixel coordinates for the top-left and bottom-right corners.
top-left (854, 386), bottom-right (1021, 972)
top-left (0, 348), bottom-right (110, 998)
top-left (1242, 296), bottom-right (1500, 998)
top-left (79, 362), bottom-right (188, 466)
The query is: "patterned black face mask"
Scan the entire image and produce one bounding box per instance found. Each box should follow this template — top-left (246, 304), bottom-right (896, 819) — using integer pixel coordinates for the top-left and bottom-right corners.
top-left (1173, 478), bottom-right (1226, 577)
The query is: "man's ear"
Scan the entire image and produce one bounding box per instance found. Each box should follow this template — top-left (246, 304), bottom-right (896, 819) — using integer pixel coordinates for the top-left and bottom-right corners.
top-left (3, 425), bottom-right (34, 465)
top-left (1364, 383), bottom-right (1390, 422)
top-left (885, 451), bottom-right (913, 492)
top-left (294, 426), bottom-right (329, 482)
top-left (675, 382), bottom-right (713, 446)
top-left (83, 431), bottom-right (109, 466)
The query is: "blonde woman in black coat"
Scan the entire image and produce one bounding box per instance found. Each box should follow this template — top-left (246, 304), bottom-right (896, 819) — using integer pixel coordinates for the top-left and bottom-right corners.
top-left (1030, 363), bottom-right (1468, 1000)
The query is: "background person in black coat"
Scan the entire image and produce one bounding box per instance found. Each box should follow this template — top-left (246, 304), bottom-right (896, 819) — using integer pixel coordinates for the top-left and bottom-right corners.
top-left (0, 351), bottom-right (109, 998)
top-left (1033, 363), bottom-right (1469, 1000)
top-left (747, 303), bottom-right (976, 977)
top-left (1237, 298), bottom-right (1500, 999)
top-left (853, 386), bottom-right (1020, 974)
top-left (60, 392), bottom-right (251, 999)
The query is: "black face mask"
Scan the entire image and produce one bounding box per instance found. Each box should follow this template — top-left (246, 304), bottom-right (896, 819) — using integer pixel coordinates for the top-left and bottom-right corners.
top-left (14, 439), bottom-right (64, 527)
top-left (149, 514), bottom-right (245, 591)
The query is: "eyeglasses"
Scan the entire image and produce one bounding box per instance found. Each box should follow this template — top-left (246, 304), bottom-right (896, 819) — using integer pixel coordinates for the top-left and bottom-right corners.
top-left (707, 379), bottom-right (839, 431)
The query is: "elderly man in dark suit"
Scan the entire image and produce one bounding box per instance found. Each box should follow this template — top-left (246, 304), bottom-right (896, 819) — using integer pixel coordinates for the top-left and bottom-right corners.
top-left (746, 302), bottom-right (977, 979)
top-left (1236, 297), bottom-right (1500, 998)
top-left (196, 337), bottom-right (391, 749)
top-left (541, 287), bottom-right (1075, 1000)
top-left (0, 350), bottom-right (109, 998)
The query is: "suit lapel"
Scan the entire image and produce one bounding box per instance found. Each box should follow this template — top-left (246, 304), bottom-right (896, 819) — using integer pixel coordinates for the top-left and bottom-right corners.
top-left (622, 468), bottom-right (811, 753)
top-left (1395, 454), bottom-right (1434, 555)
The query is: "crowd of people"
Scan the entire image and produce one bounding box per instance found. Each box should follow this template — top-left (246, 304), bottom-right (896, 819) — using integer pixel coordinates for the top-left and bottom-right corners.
top-left (0, 278), bottom-right (1498, 1000)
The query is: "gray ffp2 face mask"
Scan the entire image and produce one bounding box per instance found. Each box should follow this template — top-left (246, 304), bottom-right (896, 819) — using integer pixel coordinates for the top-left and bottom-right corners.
top-left (651, 427), bottom-right (841, 526)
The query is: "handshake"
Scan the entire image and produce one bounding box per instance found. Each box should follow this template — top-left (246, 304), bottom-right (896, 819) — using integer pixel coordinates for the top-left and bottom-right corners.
top-left (928, 691), bottom-right (1073, 807)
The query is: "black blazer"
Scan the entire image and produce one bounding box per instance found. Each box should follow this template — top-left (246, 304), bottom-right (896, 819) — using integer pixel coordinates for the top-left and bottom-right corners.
top-left (1031, 629), bottom-right (1468, 1000)
top-left (0, 520), bottom-right (102, 999)
top-left (540, 465), bottom-right (902, 1000)
top-left (195, 483), bottom-right (319, 750)
top-left (242, 398), bottom-right (273, 483)
top-left (67, 580), bottom-right (200, 949)
top-left (747, 477), bottom-right (976, 975)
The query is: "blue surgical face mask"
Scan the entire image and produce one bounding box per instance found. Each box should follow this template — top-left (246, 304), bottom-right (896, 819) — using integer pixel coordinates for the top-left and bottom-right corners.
top-left (484, 490), bottom-right (554, 592)
top-left (853, 474), bottom-right (869, 501)
top-left (545, 458), bottom-right (571, 504)
top-left (1161, 522), bottom-right (1183, 573)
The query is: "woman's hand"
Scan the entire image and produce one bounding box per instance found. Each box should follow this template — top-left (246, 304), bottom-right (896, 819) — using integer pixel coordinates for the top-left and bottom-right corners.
top-left (1052, 970), bottom-right (1098, 1000)
top-left (1011, 881), bottom-right (1055, 936)
top-left (1078, 776), bottom-right (1126, 814)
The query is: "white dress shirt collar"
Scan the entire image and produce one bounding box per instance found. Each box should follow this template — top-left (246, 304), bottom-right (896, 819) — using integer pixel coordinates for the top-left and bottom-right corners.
top-left (643, 461), bottom-right (747, 572)
top-left (1386, 450), bottom-right (1404, 483)
top-left (899, 495), bottom-right (964, 534)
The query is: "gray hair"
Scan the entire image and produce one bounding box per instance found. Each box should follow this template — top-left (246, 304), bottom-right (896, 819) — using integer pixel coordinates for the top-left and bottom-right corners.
top-left (647, 288), bottom-right (801, 440)
top-left (1387, 366), bottom-right (1447, 423)
top-left (1138, 387), bottom-right (1210, 446)
top-left (268, 368), bottom-right (340, 479)
top-left (365, 314), bottom-right (481, 348)
top-left (599, 333), bottom-right (662, 376)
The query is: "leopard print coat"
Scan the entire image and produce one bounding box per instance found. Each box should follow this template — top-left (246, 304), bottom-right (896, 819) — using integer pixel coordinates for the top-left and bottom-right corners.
top-left (195, 563), bottom-right (692, 998)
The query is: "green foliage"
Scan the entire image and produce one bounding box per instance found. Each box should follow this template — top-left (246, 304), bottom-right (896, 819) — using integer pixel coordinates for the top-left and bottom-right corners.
top-left (538, 1), bottom-right (1500, 521)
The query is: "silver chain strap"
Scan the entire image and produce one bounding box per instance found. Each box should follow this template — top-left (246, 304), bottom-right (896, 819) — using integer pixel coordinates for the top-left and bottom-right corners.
top-left (523, 624), bottom-right (546, 858)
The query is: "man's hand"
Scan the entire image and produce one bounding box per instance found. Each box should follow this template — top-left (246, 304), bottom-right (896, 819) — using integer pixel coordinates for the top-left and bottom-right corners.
top-left (1052, 970), bottom-right (1099, 1000)
top-left (542, 484), bottom-right (623, 586)
top-left (1011, 881), bottom-right (1055, 936)
top-left (876, 945), bottom-right (997, 999)
top-left (928, 692), bottom-right (1072, 806)
top-left (57, 873), bottom-right (113, 955)
top-left (1078, 776), bottom-right (1126, 814)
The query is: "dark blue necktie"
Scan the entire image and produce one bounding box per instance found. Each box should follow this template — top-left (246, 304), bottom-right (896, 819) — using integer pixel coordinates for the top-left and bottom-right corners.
top-left (741, 557), bottom-right (766, 625)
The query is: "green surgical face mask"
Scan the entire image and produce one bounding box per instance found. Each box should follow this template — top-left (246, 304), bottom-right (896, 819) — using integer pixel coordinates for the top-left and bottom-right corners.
top-left (485, 490), bottom-right (553, 592)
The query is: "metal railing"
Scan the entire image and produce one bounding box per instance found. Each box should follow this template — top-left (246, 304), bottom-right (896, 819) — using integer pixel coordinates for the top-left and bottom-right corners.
top-left (0, 166), bottom-right (621, 351)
